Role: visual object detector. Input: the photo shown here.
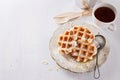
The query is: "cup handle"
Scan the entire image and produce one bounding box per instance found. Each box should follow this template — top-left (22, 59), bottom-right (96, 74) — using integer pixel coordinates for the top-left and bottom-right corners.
top-left (107, 23), bottom-right (116, 31)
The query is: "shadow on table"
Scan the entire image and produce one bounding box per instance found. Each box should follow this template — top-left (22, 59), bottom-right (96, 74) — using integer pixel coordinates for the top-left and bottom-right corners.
top-left (62, 69), bottom-right (99, 80)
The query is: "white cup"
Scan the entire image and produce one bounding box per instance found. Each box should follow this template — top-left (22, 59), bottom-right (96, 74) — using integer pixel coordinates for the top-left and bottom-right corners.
top-left (75, 0), bottom-right (117, 31)
top-left (92, 3), bottom-right (117, 31)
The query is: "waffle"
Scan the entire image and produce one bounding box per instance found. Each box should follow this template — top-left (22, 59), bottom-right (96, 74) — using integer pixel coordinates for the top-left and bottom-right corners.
top-left (57, 25), bottom-right (97, 62)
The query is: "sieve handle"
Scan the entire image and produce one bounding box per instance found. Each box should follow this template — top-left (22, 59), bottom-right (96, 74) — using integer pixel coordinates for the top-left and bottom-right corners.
top-left (94, 49), bottom-right (100, 79)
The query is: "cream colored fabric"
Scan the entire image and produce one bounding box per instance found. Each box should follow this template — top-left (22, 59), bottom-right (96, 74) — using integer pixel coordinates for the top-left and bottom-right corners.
top-left (54, 0), bottom-right (92, 24)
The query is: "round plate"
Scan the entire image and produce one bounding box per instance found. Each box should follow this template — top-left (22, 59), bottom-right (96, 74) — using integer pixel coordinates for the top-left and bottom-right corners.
top-left (49, 16), bottom-right (110, 73)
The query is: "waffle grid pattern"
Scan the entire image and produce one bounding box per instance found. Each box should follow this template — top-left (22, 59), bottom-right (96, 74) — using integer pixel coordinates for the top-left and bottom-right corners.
top-left (58, 26), bottom-right (97, 62)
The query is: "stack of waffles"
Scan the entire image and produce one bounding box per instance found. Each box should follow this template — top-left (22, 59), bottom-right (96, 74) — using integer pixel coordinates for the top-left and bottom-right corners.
top-left (57, 25), bottom-right (97, 62)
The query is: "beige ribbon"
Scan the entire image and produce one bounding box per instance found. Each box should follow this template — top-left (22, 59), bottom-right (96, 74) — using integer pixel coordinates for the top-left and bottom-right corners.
top-left (54, 0), bottom-right (92, 24)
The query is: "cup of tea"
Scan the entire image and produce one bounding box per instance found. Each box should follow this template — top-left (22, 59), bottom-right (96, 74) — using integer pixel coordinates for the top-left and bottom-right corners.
top-left (92, 3), bottom-right (117, 31)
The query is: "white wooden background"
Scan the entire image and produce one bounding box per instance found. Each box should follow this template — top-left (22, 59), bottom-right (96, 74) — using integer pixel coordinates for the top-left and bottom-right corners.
top-left (0, 0), bottom-right (120, 80)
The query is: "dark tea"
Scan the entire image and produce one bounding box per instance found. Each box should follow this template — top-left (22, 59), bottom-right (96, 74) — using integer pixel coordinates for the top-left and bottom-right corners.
top-left (94, 7), bottom-right (115, 22)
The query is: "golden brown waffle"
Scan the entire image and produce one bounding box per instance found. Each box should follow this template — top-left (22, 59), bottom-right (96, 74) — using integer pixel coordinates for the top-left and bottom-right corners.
top-left (58, 30), bottom-right (74, 54)
top-left (57, 25), bottom-right (97, 62)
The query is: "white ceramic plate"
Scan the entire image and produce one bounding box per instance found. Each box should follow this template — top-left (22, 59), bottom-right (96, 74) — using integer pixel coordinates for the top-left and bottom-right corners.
top-left (49, 16), bottom-right (110, 73)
